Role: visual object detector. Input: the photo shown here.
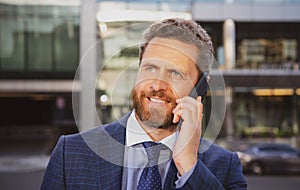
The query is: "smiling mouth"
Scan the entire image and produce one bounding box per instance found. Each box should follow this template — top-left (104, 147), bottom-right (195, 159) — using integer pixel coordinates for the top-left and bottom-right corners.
top-left (148, 97), bottom-right (170, 104)
top-left (150, 97), bottom-right (164, 103)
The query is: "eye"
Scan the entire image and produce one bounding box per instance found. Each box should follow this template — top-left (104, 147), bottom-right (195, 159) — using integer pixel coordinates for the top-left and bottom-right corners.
top-left (169, 70), bottom-right (183, 79)
top-left (145, 65), bottom-right (156, 72)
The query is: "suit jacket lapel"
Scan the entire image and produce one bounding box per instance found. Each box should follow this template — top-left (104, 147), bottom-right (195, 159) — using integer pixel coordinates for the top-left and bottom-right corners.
top-left (163, 160), bottom-right (178, 190)
top-left (95, 113), bottom-right (129, 189)
top-left (163, 152), bottom-right (204, 189)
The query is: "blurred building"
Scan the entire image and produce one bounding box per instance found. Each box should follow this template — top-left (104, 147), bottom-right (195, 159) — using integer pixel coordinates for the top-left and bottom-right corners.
top-left (0, 0), bottom-right (81, 152)
top-left (1, 0), bottom-right (300, 152)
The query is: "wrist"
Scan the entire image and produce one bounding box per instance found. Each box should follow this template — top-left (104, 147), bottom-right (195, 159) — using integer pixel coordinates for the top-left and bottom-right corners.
top-left (174, 154), bottom-right (197, 176)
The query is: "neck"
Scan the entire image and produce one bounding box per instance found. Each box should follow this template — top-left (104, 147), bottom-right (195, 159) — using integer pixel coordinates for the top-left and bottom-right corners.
top-left (142, 125), bottom-right (177, 142)
top-left (135, 114), bottom-right (177, 142)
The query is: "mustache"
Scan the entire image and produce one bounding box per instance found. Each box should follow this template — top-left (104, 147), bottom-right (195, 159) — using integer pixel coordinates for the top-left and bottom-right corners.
top-left (141, 90), bottom-right (176, 103)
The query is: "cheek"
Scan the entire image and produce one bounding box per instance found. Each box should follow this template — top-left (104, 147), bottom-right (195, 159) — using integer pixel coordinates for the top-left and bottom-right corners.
top-left (134, 73), bottom-right (152, 88)
top-left (134, 80), bottom-right (148, 94)
top-left (171, 82), bottom-right (195, 98)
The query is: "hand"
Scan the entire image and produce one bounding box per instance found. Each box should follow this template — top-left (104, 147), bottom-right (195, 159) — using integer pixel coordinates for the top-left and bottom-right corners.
top-left (172, 96), bottom-right (203, 176)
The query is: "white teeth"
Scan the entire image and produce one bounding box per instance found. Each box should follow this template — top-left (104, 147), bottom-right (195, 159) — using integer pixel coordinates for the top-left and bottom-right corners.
top-left (150, 98), bottom-right (164, 103)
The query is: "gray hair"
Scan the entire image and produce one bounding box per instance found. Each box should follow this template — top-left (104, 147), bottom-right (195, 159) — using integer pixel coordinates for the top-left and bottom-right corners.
top-left (139, 18), bottom-right (214, 74)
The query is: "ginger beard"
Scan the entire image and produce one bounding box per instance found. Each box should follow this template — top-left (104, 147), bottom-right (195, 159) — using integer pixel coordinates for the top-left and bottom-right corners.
top-left (131, 86), bottom-right (177, 129)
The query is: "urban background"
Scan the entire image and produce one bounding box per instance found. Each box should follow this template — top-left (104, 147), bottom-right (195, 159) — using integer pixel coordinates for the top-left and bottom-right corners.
top-left (1, 0), bottom-right (300, 189)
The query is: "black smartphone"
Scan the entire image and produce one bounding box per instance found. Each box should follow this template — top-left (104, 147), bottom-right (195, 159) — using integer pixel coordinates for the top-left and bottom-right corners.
top-left (188, 71), bottom-right (209, 101)
top-left (177, 71), bottom-right (209, 129)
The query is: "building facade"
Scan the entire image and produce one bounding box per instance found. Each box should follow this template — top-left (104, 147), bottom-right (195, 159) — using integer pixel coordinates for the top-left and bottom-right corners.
top-left (1, 0), bottom-right (300, 150)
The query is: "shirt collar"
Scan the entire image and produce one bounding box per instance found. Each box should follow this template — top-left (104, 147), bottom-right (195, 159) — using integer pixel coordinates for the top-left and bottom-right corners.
top-left (126, 110), bottom-right (177, 151)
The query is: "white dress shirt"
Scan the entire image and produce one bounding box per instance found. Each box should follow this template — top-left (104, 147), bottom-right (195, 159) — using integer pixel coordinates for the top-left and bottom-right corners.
top-left (121, 111), bottom-right (194, 190)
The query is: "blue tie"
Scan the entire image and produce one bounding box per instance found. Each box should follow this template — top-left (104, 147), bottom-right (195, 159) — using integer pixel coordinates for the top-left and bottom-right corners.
top-left (137, 141), bottom-right (162, 190)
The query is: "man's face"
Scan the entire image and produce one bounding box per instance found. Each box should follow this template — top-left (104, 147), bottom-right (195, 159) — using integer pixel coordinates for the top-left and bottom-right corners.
top-left (132, 37), bottom-right (199, 129)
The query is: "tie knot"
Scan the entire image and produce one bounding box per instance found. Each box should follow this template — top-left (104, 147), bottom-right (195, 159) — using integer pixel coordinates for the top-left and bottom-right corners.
top-left (142, 141), bottom-right (162, 166)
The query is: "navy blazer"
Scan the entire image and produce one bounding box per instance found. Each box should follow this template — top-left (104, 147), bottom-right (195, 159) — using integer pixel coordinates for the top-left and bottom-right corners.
top-left (41, 113), bottom-right (247, 190)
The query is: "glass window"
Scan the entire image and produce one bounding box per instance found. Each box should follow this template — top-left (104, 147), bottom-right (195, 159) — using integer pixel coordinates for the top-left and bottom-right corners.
top-left (54, 21), bottom-right (79, 72)
top-left (0, 5), bottom-right (25, 71)
top-left (0, 3), bottom-right (80, 78)
top-left (237, 39), bottom-right (298, 69)
top-left (286, 0), bottom-right (300, 3)
top-left (253, 0), bottom-right (283, 3)
top-left (235, 90), bottom-right (297, 138)
top-left (195, 0), bottom-right (224, 3)
top-left (96, 21), bottom-right (146, 122)
top-left (27, 31), bottom-right (52, 71)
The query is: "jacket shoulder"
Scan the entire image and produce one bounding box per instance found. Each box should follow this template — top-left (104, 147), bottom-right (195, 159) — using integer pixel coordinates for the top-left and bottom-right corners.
top-left (64, 114), bottom-right (128, 144)
top-left (199, 139), bottom-right (238, 173)
top-left (200, 139), bottom-right (234, 158)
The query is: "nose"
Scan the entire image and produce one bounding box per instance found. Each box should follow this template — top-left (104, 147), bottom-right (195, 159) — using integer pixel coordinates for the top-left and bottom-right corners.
top-left (151, 78), bottom-right (168, 92)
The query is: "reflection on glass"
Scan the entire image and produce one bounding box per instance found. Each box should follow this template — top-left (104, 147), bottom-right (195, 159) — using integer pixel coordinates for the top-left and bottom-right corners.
top-left (237, 39), bottom-right (298, 69)
top-left (0, 3), bottom-right (80, 78)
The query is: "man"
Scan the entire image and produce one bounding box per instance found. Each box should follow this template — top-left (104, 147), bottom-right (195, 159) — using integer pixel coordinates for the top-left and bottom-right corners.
top-left (41, 18), bottom-right (247, 190)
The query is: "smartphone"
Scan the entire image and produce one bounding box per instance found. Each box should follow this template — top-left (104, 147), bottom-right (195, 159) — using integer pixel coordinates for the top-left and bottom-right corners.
top-left (188, 71), bottom-right (209, 101)
top-left (177, 71), bottom-right (209, 129)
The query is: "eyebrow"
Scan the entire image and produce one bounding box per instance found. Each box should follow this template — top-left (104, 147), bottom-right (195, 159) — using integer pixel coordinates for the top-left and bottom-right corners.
top-left (141, 60), bottom-right (188, 79)
top-left (140, 61), bottom-right (159, 70)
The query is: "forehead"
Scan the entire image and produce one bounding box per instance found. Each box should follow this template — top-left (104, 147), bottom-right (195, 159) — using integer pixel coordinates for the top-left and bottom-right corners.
top-left (142, 37), bottom-right (199, 70)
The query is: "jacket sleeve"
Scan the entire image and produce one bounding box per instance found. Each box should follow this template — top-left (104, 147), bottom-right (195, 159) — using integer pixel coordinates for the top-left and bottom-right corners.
top-left (41, 136), bottom-right (66, 190)
top-left (224, 153), bottom-right (248, 190)
top-left (176, 152), bottom-right (247, 190)
top-left (181, 159), bottom-right (226, 190)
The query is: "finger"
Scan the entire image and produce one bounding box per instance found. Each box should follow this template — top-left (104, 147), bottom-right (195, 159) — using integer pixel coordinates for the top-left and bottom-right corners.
top-left (197, 96), bottom-right (202, 103)
top-left (172, 109), bottom-right (182, 123)
top-left (173, 96), bottom-right (203, 124)
top-left (176, 96), bottom-right (198, 105)
top-left (172, 100), bottom-right (182, 114)
top-left (173, 99), bottom-right (199, 118)
top-left (196, 96), bottom-right (203, 128)
top-left (197, 96), bottom-right (203, 110)
top-left (174, 98), bottom-right (197, 114)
